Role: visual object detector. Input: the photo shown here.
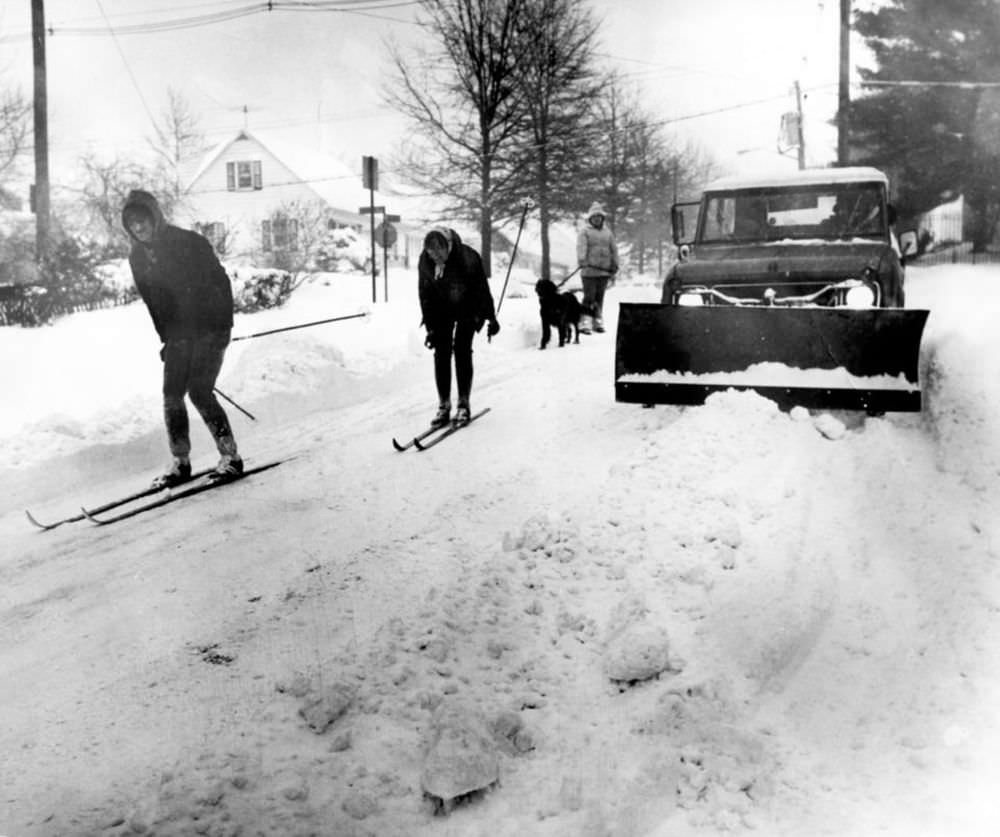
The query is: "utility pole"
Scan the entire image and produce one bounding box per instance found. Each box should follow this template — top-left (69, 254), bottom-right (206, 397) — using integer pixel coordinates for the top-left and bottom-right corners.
top-left (838, 0), bottom-right (850, 165)
top-left (794, 80), bottom-right (806, 170)
top-left (31, 0), bottom-right (50, 264)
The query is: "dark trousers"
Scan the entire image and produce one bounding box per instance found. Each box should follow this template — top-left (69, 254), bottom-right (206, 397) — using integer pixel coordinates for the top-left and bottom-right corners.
top-left (433, 319), bottom-right (476, 406)
top-left (582, 275), bottom-right (610, 320)
top-left (161, 332), bottom-right (234, 459)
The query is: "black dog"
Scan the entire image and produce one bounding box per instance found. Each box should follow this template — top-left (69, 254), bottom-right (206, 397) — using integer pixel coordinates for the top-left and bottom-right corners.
top-left (535, 278), bottom-right (582, 349)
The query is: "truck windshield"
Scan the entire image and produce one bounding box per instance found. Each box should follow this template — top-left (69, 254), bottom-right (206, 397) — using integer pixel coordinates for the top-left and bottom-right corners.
top-left (700, 182), bottom-right (887, 243)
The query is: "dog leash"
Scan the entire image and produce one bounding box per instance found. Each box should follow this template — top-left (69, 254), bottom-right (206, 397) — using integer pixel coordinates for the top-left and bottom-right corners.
top-left (555, 267), bottom-right (580, 289)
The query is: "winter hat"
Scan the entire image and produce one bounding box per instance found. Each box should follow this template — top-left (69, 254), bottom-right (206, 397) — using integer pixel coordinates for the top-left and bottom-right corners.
top-left (122, 189), bottom-right (163, 236)
top-left (586, 202), bottom-right (606, 220)
top-left (423, 226), bottom-right (453, 252)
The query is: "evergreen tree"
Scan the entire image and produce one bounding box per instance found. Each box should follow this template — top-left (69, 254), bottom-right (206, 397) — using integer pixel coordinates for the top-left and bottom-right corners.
top-left (850, 0), bottom-right (1000, 248)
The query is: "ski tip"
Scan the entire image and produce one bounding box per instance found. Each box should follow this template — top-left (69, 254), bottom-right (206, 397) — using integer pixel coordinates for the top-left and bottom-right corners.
top-left (392, 438), bottom-right (410, 452)
top-left (79, 505), bottom-right (103, 524)
top-left (25, 509), bottom-right (52, 530)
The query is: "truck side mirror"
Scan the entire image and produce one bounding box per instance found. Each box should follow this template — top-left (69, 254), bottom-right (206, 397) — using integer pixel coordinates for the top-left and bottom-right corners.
top-left (671, 201), bottom-right (700, 247)
top-left (898, 230), bottom-right (918, 257)
top-left (671, 205), bottom-right (685, 243)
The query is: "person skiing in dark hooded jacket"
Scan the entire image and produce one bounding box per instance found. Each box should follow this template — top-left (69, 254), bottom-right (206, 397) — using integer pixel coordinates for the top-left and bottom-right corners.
top-left (122, 189), bottom-right (243, 487)
top-left (418, 227), bottom-right (499, 427)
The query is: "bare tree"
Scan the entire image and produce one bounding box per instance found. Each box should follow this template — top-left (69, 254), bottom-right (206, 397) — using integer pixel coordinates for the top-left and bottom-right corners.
top-left (384, 0), bottom-right (528, 273)
top-left (69, 89), bottom-right (207, 247)
top-left (0, 86), bottom-right (31, 206)
top-left (509, 0), bottom-right (601, 279)
top-left (578, 73), bottom-right (718, 274)
top-left (148, 87), bottom-right (208, 212)
top-left (75, 154), bottom-right (165, 248)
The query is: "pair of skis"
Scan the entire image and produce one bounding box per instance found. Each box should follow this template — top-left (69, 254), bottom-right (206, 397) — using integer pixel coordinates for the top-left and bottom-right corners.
top-left (25, 460), bottom-right (285, 530)
top-left (24, 403), bottom-right (493, 530)
top-left (392, 407), bottom-right (491, 452)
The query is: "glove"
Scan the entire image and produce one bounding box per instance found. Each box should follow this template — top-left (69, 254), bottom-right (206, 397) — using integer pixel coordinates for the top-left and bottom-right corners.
top-left (487, 319), bottom-right (500, 338)
top-left (159, 344), bottom-right (166, 362)
top-left (424, 331), bottom-right (436, 350)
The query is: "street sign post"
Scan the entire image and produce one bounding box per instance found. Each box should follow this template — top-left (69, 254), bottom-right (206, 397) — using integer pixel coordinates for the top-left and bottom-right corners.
top-left (361, 156), bottom-right (380, 302)
top-left (359, 174), bottom-right (403, 302)
top-left (374, 221), bottom-right (397, 301)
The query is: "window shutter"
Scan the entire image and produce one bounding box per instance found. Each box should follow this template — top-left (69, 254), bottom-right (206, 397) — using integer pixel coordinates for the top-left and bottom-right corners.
top-left (226, 162), bottom-right (235, 191)
top-left (262, 220), bottom-right (272, 252)
top-left (252, 160), bottom-right (262, 190)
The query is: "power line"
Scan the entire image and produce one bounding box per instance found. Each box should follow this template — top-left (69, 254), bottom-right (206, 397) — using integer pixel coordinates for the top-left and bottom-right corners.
top-left (860, 79), bottom-right (1000, 89)
top-left (0, 0), bottom-right (419, 42)
top-left (93, 0), bottom-right (159, 132)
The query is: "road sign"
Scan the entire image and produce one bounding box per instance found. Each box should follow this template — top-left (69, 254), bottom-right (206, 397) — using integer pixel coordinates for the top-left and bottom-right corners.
top-left (360, 205), bottom-right (385, 215)
top-left (375, 221), bottom-right (398, 249)
top-left (362, 156), bottom-right (379, 190)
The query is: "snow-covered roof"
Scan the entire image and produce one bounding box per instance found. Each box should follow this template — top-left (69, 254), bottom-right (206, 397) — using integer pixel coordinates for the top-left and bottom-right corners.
top-left (705, 166), bottom-right (889, 192)
top-left (183, 130), bottom-right (434, 229)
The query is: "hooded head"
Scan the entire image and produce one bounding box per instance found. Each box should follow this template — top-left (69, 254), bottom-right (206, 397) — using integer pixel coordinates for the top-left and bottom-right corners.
top-left (122, 189), bottom-right (165, 244)
top-left (586, 202), bottom-right (606, 228)
top-left (423, 226), bottom-right (453, 268)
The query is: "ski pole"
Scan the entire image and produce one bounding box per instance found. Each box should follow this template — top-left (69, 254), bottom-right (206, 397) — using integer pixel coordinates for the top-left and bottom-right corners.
top-left (495, 199), bottom-right (533, 318)
top-left (231, 311), bottom-right (369, 342)
top-left (214, 387), bottom-right (256, 422)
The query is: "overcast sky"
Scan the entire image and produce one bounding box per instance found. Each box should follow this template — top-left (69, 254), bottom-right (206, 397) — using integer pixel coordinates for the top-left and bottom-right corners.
top-left (1, 0), bottom-right (862, 191)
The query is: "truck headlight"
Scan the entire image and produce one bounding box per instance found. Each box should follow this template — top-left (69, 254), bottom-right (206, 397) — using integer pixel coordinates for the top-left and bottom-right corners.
top-left (844, 282), bottom-right (877, 308)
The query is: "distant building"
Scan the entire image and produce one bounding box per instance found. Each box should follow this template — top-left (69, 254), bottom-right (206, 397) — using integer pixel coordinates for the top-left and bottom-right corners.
top-left (176, 130), bottom-right (425, 265)
top-left (919, 195), bottom-right (964, 249)
top-left (491, 216), bottom-right (575, 278)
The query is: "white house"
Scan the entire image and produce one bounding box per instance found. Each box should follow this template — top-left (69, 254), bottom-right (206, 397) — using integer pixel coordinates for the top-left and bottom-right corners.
top-left (175, 130), bottom-right (427, 265)
top-left (919, 194), bottom-right (964, 248)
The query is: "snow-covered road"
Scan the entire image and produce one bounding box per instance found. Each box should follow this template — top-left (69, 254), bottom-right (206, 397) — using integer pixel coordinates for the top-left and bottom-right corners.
top-left (2, 266), bottom-right (999, 836)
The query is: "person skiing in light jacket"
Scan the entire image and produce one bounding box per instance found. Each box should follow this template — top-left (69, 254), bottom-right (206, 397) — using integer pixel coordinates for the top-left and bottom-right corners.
top-left (418, 227), bottom-right (499, 427)
top-left (122, 189), bottom-right (243, 487)
top-left (576, 202), bottom-right (619, 333)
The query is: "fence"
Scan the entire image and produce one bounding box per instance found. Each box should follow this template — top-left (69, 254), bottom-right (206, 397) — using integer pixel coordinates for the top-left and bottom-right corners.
top-left (0, 284), bottom-right (137, 327)
top-left (910, 242), bottom-right (1000, 267)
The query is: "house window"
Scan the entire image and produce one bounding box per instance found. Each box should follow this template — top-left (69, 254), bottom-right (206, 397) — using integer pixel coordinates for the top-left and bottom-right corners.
top-left (262, 216), bottom-right (299, 252)
top-left (196, 222), bottom-right (226, 253)
top-left (226, 160), bottom-right (262, 191)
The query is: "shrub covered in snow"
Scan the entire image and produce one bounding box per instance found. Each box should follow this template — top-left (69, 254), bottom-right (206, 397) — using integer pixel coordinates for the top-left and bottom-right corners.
top-left (1, 235), bottom-right (128, 326)
top-left (227, 265), bottom-right (295, 313)
top-left (314, 226), bottom-right (371, 273)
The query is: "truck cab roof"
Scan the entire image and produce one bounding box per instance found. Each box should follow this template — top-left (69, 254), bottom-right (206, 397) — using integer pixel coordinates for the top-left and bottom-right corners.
top-left (704, 166), bottom-right (888, 193)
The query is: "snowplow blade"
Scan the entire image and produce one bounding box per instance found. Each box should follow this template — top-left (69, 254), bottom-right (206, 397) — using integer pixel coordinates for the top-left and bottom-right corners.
top-left (615, 303), bottom-right (930, 412)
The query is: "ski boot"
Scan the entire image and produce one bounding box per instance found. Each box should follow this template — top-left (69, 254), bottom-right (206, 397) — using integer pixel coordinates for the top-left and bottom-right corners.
top-left (209, 454), bottom-right (244, 484)
top-left (431, 402), bottom-right (451, 429)
top-left (151, 458), bottom-right (192, 490)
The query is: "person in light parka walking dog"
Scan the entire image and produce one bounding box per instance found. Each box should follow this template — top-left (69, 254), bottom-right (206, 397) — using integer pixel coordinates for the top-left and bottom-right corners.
top-left (122, 189), bottom-right (243, 488)
top-left (576, 201), bottom-right (619, 333)
top-left (418, 227), bottom-right (500, 428)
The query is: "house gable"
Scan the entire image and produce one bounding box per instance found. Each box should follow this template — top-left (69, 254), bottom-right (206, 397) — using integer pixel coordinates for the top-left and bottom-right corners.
top-left (176, 129), bottom-right (430, 264)
top-left (178, 131), bottom-right (338, 258)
